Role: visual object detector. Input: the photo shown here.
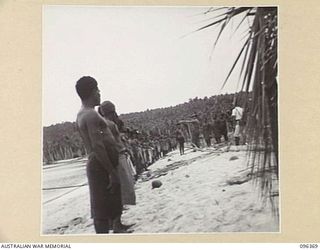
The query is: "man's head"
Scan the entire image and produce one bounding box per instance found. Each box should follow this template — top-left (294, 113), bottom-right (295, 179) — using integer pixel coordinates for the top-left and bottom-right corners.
top-left (75, 76), bottom-right (100, 105)
top-left (100, 100), bottom-right (125, 131)
top-left (100, 101), bottom-right (116, 117)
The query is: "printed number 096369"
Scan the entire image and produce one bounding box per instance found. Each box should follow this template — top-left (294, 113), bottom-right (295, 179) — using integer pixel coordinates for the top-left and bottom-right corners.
top-left (300, 244), bottom-right (318, 248)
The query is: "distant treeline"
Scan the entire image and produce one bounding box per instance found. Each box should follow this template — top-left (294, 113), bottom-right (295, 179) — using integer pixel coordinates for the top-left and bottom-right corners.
top-left (43, 122), bottom-right (87, 164)
top-left (43, 92), bottom-right (250, 164)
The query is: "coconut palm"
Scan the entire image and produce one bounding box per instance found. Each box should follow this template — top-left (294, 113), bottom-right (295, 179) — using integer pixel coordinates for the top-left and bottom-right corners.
top-left (196, 7), bottom-right (278, 205)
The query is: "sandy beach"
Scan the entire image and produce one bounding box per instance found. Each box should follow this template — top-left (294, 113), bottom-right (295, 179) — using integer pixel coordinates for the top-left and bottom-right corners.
top-left (42, 145), bottom-right (279, 234)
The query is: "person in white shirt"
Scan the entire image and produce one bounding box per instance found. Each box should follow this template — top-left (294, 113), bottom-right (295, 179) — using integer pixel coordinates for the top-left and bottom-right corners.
top-left (231, 106), bottom-right (243, 120)
top-left (231, 105), bottom-right (244, 145)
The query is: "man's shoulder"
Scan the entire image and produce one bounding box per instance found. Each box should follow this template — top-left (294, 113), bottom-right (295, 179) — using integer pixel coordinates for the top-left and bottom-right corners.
top-left (78, 108), bottom-right (100, 119)
top-left (104, 118), bottom-right (116, 127)
top-left (77, 108), bottom-right (101, 126)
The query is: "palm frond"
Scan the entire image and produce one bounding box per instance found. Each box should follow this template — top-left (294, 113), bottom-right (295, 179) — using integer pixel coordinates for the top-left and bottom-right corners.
top-left (220, 36), bottom-right (250, 90)
top-left (232, 9), bottom-right (253, 36)
top-left (195, 7), bottom-right (278, 206)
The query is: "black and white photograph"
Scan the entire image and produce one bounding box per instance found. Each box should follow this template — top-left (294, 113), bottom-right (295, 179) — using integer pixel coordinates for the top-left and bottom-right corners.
top-left (42, 6), bottom-right (279, 234)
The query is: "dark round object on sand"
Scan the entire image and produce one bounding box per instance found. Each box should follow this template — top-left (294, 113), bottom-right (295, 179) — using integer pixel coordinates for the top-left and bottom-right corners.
top-left (229, 156), bottom-right (239, 161)
top-left (152, 180), bottom-right (162, 189)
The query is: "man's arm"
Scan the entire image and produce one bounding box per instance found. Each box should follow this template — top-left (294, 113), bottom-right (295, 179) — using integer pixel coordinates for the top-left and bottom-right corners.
top-left (86, 111), bottom-right (118, 176)
top-left (108, 120), bottom-right (122, 144)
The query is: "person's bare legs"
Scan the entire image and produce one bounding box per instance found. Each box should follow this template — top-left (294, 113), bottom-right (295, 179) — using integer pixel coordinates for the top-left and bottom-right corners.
top-left (94, 219), bottom-right (109, 234)
top-left (113, 216), bottom-right (134, 233)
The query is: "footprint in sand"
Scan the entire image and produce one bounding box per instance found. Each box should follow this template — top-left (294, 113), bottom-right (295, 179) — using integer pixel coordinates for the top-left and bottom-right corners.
top-left (173, 214), bottom-right (183, 221)
top-left (51, 225), bottom-right (69, 234)
top-left (85, 221), bottom-right (93, 228)
top-left (69, 217), bottom-right (83, 226)
top-left (50, 217), bottom-right (84, 234)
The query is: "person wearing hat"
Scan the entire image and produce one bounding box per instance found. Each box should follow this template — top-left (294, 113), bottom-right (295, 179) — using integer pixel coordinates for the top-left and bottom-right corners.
top-left (75, 76), bottom-right (122, 234)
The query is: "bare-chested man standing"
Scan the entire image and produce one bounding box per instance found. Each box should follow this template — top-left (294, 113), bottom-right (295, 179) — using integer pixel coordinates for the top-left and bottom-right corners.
top-left (75, 76), bottom-right (122, 234)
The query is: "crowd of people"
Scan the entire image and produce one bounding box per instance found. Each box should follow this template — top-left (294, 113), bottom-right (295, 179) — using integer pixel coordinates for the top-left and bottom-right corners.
top-left (119, 92), bottom-right (248, 139)
top-left (108, 106), bottom-right (244, 178)
top-left (75, 76), bottom-right (189, 234)
top-left (43, 92), bottom-right (248, 164)
top-left (120, 132), bottom-right (177, 176)
top-left (72, 76), bottom-right (246, 234)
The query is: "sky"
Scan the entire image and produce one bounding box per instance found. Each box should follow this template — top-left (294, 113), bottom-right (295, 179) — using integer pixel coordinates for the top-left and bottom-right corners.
top-left (43, 6), bottom-right (249, 126)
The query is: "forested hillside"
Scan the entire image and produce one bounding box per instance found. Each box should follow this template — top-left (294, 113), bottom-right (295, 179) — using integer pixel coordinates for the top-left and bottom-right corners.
top-left (43, 92), bottom-right (249, 164)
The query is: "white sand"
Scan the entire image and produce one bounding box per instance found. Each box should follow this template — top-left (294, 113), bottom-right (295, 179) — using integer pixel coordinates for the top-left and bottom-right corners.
top-left (42, 146), bottom-right (279, 234)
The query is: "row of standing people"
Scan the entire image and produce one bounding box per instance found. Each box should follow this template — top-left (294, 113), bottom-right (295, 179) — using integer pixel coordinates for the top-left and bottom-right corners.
top-left (97, 99), bottom-right (180, 232)
top-left (204, 105), bottom-right (244, 146)
top-left (202, 113), bottom-right (229, 146)
top-left (175, 113), bottom-right (230, 150)
top-left (121, 133), bottom-right (177, 177)
top-left (177, 105), bottom-right (244, 150)
top-left (75, 76), bottom-right (244, 234)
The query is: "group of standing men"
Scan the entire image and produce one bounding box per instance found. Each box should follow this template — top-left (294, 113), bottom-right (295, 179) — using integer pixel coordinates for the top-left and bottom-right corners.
top-left (122, 134), bottom-right (177, 176)
top-left (175, 105), bottom-right (244, 152)
top-left (75, 76), bottom-right (244, 234)
top-left (76, 76), bottom-right (135, 234)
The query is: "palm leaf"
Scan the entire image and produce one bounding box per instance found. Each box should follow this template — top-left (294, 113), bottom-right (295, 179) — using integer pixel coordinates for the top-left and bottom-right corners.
top-left (220, 36), bottom-right (250, 90)
top-left (194, 7), bottom-right (279, 208)
top-left (194, 16), bottom-right (229, 32)
top-left (196, 7), bottom-right (253, 37)
top-left (232, 9), bottom-right (253, 37)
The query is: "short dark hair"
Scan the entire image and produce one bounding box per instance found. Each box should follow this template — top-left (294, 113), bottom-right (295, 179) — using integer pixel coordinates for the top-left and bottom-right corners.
top-left (100, 100), bottom-right (116, 114)
top-left (75, 76), bottom-right (98, 100)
